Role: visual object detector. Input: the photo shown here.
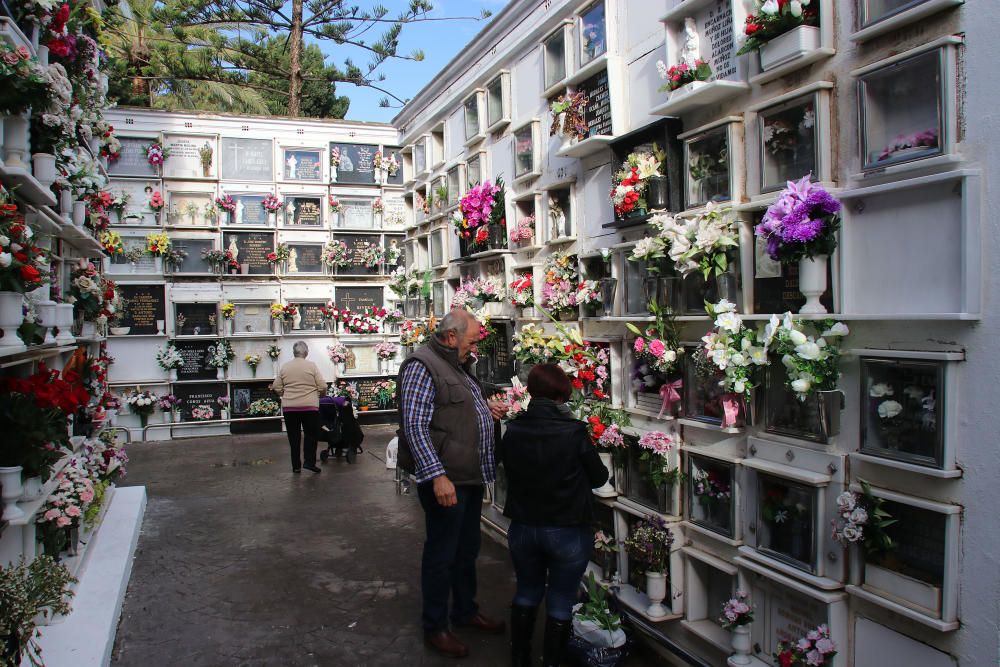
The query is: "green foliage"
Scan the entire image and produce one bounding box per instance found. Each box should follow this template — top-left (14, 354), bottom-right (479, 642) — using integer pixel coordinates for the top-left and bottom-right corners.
top-left (639, 450), bottom-right (685, 488)
top-left (574, 573), bottom-right (622, 635)
top-left (0, 556), bottom-right (75, 667)
top-left (859, 480), bottom-right (897, 557)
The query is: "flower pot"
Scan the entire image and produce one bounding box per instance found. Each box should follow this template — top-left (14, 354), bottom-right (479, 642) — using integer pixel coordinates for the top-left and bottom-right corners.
top-left (54, 303), bottom-right (75, 344)
top-left (759, 25), bottom-right (820, 72)
top-left (32, 153), bottom-right (57, 186)
top-left (593, 452), bottom-right (617, 498)
top-left (337, 362), bottom-right (346, 377)
top-left (109, 326), bottom-right (130, 336)
top-left (520, 306), bottom-right (537, 318)
top-left (488, 224), bottom-right (507, 250)
top-left (156, 319), bottom-right (165, 335)
top-left (221, 408), bottom-right (230, 420)
top-left (72, 201), bottom-right (86, 227)
top-left (216, 367), bottom-right (225, 381)
top-left (331, 166), bottom-right (338, 182)
top-left (20, 475), bottom-right (42, 501)
top-left (484, 301), bottom-right (507, 318)
top-left (669, 79), bottom-right (708, 102)
top-left (716, 269), bottom-right (739, 305)
top-left (169, 368), bottom-right (178, 382)
top-left (81, 321), bottom-right (97, 338)
top-left (729, 625), bottom-right (752, 666)
top-left (0, 291), bottom-right (25, 351)
top-left (646, 175), bottom-right (669, 211)
top-left (59, 188), bottom-right (72, 216)
top-left (798, 254), bottom-right (828, 314)
top-left (644, 571), bottom-right (669, 618)
top-left (36, 302), bottom-right (56, 344)
top-left (161, 410), bottom-right (172, 424)
top-left (599, 278), bottom-right (617, 317)
top-left (0, 466), bottom-right (24, 520)
top-left (153, 257), bottom-right (164, 274)
top-left (3, 113), bottom-right (29, 169)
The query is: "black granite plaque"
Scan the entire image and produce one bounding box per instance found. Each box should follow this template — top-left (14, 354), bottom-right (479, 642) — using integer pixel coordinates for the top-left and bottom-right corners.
top-left (579, 69), bottom-right (612, 138)
top-left (118, 284), bottom-right (165, 335)
top-left (229, 381), bottom-right (282, 433)
top-left (283, 149), bottom-right (323, 181)
top-left (334, 286), bottom-right (384, 312)
top-left (174, 303), bottom-right (217, 336)
top-left (221, 138), bottom-right (274, 181)
top-left (330, 143), bottom-right (378, 184)
top-left (173, 340), bottom-right (217, 381)
top-left (336, 234), bottom-right (380, 276)
top-left (173, 382), bottom-right (226, 420)
top-left (223, 232), bottom-right (275, 274)
top-left (228, 194), bottom-right (269, 226)
top-left (297, 303), bottom-right (328, 331)
top-left (286, 197), bottom-right (322, 226)
top-left (169, 239), bottom-right (215, 274)
top-left (286, 244), bottom-right (324, 274)
top-left (107, 137), bottom-right (159, 177)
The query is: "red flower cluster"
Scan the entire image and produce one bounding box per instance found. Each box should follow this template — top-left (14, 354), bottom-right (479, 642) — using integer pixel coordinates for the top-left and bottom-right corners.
top-left (586, 415), bottom-right (607, 441)
top-left (0, 202), bottom-right (47, 292)
top-left (474, 227), bottom-right (489, 246)
top-left (611, 166), bottom-right (642, 217)
top-left (1, 363), bottom-right (90, 416)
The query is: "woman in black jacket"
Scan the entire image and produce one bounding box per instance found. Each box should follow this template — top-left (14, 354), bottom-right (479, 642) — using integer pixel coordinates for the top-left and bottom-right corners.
top-left (498, 364), bottom-right (609, 667)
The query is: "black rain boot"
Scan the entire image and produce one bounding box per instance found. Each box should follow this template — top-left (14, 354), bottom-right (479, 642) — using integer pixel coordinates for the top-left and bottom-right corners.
top-left (542, 616), bottom-right (572, 667)
top-left (510, 604), bottom-right (538, 667)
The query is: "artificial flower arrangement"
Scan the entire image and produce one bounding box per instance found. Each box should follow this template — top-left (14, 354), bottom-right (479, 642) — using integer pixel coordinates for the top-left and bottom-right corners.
top-left (262, 193), bottom-right (282, 212)
top-left (124, 389), bottom-right (158, 425)
top-left (98, 230), bottom-right (124, 256)
top-left (191, 405), bottom-right (214, 421)
top-left (327, 341), bottom-right (349, 364)
top-left (342, 311), bottom-right (381, 334)
top-left (145, 231), bottom-right (171, 257)
top-left (145, 141), bottom-right (169, 167)
top-left (373, 379), bottom-right (397, 407)
top-left (623, 515), bottom-right (673, 575)
top-left (262, 345), bottom-right (279, 363)
top-left (359, 241), bottom-right (384, 268)
top-left (148, 191), bottom-right (165, 212)
top-left (373, 151), bottom-right (399, 176)
top-left (719, 591), bottom-right (754, 629)
top-left (384, 241), bottom-right (403, 267)
top-left (575, 279), bottom-right (603, 311)
top-left (691, 463), bottom-right (732, 508)
top-left (68, 261), bottom-right (112, 321)
top-left (0, 42), bottom-right (50, 116)
top-left (455, 178), bottom-right (506, 243)
top-left (661, 204), bottom-right (739, 279)
top-left (0, 200), bottom-right (47, 293)
top-left (214, 195), bottom-right (236, 213)
top-left (221, 303), bottom-right (236, 320)
top-left (699, 300), bottom-right (769, 428)
top-left (509, 215), bottom-right (535, 244)
top-left (637, 431), bottom-right (683, 488)
top-left (266, 243), bottom-right (291, 266)
top-left (754, 175), bottom-right (841, 264)
top-left (763, 313), bottom-right (849, 400)
top-left (332, 381), bottom-right (359, 402)
top-left (270, 303), bottom-right (297, 322)
top-left (383, 307), bottom-right (404, 325)
top-left (206, 339), bottom-right (235, 369)
top-left (154, 343), bottom-right (184, 372)
top-left (594, 530), bottom-right (617, 556)
top-left (248, 398), bottom-right (280, 416)
top-left (508, 274), bottom-right (534, 307)
top-left (323, 239), bottom-right (351, 269)
top-left (372, 198), bottom-right (384, 215)
top-left (36, 462), bottom-right (95, 553)
top-left (319, 304), bottom-right (341, 325)
top-left (217, 396), bottom-right (230, 411)
top-left (511, 323), bottom-right (574, 365)
top-left (539, 250), bottom-right (579, 316)
top-left (628, 303), bottom-right (685, 377)
top-left (737, 0), bottom-right (819, 55)
top-left (374, 341), bottom-right (399, 361)
top-left (399, 317), bottom-right (435, 347)
top-left (492, 378), bottom-right (531, 420)
top-left (198, 143), bottom-right (213, 174)
top-left (773, 624), bottom-right (836, 667)
top-left (832, 480), bottom-right (895, 555)
top-left (549, 92), bottom-right (589, 142)
top-left (582, 402), bottom-right (631, 449)
top-left (329, 147), bottom-right (340, 168)
top-left (158, 394), bottom-right (182, 414)
top-left (610, 146), bottom-right (664, 218)
top-left (461, 276), bottom-right (506, 304)
top-left (244, 353), bottom-right (261, 376)
top-left (657, 58), bottom-right (712, 93)
top-left (877, 128), bottom-right (939, 163)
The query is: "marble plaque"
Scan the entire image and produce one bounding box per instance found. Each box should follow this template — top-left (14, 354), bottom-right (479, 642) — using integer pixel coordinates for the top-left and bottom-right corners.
top-left (163, 134), bottom-right (216, 179)
top-left (221, 138), bottom-right (274, 181)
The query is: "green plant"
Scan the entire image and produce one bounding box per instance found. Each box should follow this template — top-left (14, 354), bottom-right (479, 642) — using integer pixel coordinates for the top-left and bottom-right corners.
top-left (0, 556), bottom-right (75, 667)
top-left (434, 185), bottom-right (448, 208)
top-left (574, 572), bottom-right (622, 635)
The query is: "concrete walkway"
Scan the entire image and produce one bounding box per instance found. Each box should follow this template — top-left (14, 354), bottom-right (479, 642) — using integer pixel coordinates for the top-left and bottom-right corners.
top-left (110, 426), bottom-right (659, 666)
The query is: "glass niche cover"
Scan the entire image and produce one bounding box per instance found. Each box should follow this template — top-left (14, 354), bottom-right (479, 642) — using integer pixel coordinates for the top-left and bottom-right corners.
top-left (688, 455), bottom-right (734, 537)
top-left (861, 358), bottom-right (943, 467)
top-left (759, 94), bottom-right (818, 193)
top-left (513, 124), bottom-right (536, 179)
top-left (686, 126), bottom-right (731, 208)
top-left (757, 474), bottom-right (816, 571)
top-left (860, 0), bottom-right (936, 28)
top-left (464, 95), bottom-right (481, 141)
top-left (764, 362), bottom-right (840, 443)
top-left (860, 49), bottom-right (943, 170)
top-left (579, 1), bottom-right (606, 66)
top-left (543, 29), bottom-right (566, 90)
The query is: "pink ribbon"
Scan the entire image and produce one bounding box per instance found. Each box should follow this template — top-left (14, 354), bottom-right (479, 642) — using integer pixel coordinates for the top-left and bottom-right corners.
top-left (721, 393), bottom-right (741, 429)
top-left (658, 380), bottom-right (683, 419)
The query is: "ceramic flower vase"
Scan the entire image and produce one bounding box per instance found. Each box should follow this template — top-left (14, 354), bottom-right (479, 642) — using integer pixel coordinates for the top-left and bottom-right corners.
top-left (599, 278), bottom-right (617, 317)
top-left (798, 254), bottom-right (828, 314)
top-left (36, 302), bottom-right (56, 344)
top-left (72, 201), bottom-right (86, 227)
top-left (172, 410), bottom-right (182, 423)
top-left (644, 571), bottom-right (669, 618)
top-left (0, 291), bottom-right (26, 352)
top-left (729, 625), bottom-right (752, 666)
top-left (3, 113), bottom-right (29, 169)
top-left (216, 367), bottom-right (225, 381)
top-left (161, 410), bottom-right (172, 424)
top-left (0, 466), bottom-right (24, 520)
top-left (20, 475), bottom-right (42, 501)
top-left (32, 153), bottom-right (57, 187)
top-left (169, 368), bottom-right (178, 382)
top-left (593, 452), bottom-right (617, 498)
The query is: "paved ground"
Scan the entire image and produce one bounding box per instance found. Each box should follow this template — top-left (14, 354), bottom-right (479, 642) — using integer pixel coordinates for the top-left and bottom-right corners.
top-left (110, 425), bottom-right (660, 666)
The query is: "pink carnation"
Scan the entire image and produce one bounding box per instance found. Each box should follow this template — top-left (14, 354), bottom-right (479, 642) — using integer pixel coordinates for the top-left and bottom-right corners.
top-left (648, 339), bottom-right (666, 358)
top-left (43, 508), bottom-right (60, 521)
top-left (65, 505), bottom-right (82, 517)
top-left (57, 516), bottom-right (71, 527)
top-left (633, 338), bottom-right (645, 354)
top-left (80, 490), bottom-right (94, 503)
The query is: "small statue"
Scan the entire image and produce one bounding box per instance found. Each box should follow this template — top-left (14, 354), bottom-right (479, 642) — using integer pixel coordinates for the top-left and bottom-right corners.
top-left (292, 308), bottom-right (302, 330)
top-left (286, 154), bottom-right (298, 179)
top-left (234, 198), bottom-right (244, 224)
top-left (681, 17), bottom-right (701, 69)
top-left (228, 237), bottom-right (239, 263)
top-left (288, 247), bottom-right (299, 273)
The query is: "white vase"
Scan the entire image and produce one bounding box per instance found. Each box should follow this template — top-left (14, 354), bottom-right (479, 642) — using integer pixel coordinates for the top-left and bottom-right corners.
top-left (759, 24), bottom-right (820, 71)
top-left (36, 302), bottom-right (56, 344)
top-left (72, 201), bottom-right (86, 227)
top-left (337, 362), bottom-right (346, 377)
top-left (169, 410), bottom-right (179, 423)
top-left (169, 368), bottom-right (178, 382)
top-left (162, 410), bottom-right (172, 424)
top-left (331, 166), bottom-right (338, 182)
top-left (216, 367), bottom-right (225, 381)
top-left (54, 303), bottom-right (75, 343)
top-left (798, 254), bottom-right (828, 314)
top-left (20, 475), bottom-right (42, 501)
top-left (106, 409), bottom-right (118, 426)
top-left (593, 452), bottom-right (617, 498)
top-left (32, 153), bottom-right (57, 186)
top-left (271, 359), bottom-right (280, 375)
top-left (154, 257), bottom-right (164, 274)
top-left (221, 408), bottom-right (230, 421)
top-left (3, 113), bottom-right (29, 169)
top-left (156, 319), bottom-right (165, 335)
top-left (729, 625), bottom-right (752, 666)
top-left (36, 44), bottom-right (48, 67)
top-left (0, 466), bottom-right (24, 520)
top-left (644, 571), bottom-right (669, 618)
top-left (59, 188), bottom-right (72, 216)
top-left (0, 291), bottom-right (25, 351)
top-left (669, 80), bottom-right (708, 101)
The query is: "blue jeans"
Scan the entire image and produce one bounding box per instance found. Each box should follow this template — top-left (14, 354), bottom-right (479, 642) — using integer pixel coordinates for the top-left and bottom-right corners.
top-left (417, 482), bottom-right (483, 633)
top-left (507, 522), bottom-right (592, 620)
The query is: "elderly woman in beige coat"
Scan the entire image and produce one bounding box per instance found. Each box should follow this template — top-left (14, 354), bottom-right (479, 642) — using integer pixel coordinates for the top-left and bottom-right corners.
top-left (271, 341), bottom-right (328, 473)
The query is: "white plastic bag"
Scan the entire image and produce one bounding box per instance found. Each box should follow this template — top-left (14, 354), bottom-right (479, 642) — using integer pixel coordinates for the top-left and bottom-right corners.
top-left (385, 436), bottom-right (398, 469)
top-left (571, 616), bottom-right (626, 649)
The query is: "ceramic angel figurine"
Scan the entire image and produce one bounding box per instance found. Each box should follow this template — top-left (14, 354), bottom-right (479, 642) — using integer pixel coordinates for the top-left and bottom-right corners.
top-left (681, 17), bottom-right (701, 69)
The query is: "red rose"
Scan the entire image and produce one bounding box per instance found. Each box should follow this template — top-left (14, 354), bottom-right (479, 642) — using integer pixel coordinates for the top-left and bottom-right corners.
top-left (745, 23), bottom-right (760, 35)
top-left (592, 422), bottom-right (605, 438)
top-left (571, 378), bottom-right (583, 390)
top-left (593, 389), bottom-right (606, 400)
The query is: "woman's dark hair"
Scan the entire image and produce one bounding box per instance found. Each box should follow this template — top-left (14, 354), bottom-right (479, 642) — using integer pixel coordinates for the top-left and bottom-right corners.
top-left (527, 364), bottom-right (572, 403)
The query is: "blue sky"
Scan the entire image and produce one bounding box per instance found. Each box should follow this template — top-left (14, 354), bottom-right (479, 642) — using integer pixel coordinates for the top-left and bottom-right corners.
top-left (323, 0), bottom-right (510, 124)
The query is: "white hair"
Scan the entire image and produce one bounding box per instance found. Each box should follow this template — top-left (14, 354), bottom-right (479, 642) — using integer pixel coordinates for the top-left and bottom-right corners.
top-left (292, 341), bottom-right (309, 358)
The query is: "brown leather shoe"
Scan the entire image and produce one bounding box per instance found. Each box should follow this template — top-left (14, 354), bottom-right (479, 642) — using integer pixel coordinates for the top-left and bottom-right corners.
top-left (454, 612), bottom-right (506, 635)
top-left (424, 631), bottom-right (469, 658)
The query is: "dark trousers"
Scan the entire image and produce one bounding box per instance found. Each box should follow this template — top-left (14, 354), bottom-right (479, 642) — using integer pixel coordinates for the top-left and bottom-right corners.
top-left (283, 410), bottom-right (319, 470)
top-left (508, 522), bottom-right (592, 620)
top-left (417, 482), bottom-right (484, 633)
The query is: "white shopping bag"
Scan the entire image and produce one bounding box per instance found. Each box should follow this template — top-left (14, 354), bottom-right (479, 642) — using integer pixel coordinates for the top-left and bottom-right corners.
top-left (385, 436), bottom-right (398, 469)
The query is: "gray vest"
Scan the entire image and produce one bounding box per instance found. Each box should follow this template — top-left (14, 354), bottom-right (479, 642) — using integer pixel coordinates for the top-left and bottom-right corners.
top-left (396, 337), bottom-right (485, 485)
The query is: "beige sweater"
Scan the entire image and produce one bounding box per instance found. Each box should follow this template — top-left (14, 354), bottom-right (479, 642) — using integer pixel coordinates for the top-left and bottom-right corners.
top-left (271, 358), bottom-right (327, 409)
